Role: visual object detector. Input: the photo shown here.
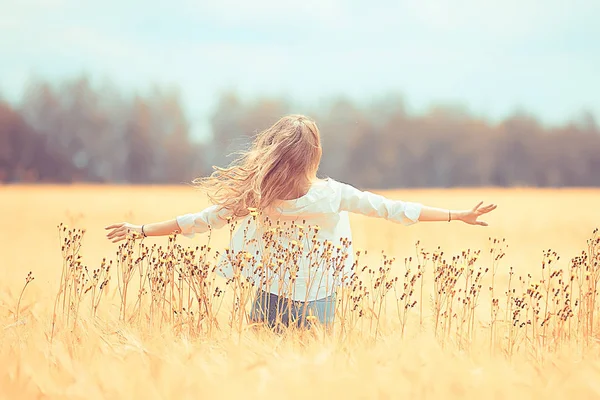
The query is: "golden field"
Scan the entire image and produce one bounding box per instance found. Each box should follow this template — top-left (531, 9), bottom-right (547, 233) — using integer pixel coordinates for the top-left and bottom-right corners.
top-left (1, 185), bottom-right (600, 399)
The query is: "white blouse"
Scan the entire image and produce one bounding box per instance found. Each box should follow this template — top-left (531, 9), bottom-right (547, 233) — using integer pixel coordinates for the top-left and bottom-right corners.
top-left (176, 178), bottom-right (422, 301)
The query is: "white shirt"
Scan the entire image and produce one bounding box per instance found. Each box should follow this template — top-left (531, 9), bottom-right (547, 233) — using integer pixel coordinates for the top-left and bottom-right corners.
top-left (176, 178), bottom-right (422, 301)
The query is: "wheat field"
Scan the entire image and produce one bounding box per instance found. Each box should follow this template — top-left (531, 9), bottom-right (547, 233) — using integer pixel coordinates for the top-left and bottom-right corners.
top-left (2, 185), bottom-right (600, 399)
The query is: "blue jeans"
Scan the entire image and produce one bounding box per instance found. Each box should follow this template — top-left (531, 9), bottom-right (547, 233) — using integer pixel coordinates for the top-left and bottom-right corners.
top-left (250, 290), bottom-right (335, 329)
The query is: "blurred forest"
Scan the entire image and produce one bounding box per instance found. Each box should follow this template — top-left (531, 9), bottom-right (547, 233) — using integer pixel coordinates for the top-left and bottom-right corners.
top-left (1, 76), bottom-right (599, 188)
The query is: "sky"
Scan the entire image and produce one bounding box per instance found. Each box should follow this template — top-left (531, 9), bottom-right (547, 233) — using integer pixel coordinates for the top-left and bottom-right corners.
top-left (1, 0), bottom-right (599, 138)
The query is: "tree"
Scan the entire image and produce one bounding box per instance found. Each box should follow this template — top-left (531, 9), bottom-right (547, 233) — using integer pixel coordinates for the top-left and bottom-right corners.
top-left (0, 101), bottom-right (77, 182)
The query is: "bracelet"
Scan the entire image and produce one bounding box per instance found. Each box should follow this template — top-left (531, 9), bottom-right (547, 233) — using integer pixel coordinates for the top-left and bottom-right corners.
top-left (448, 210), bottom-right (451, 222)
top-left (141, 225), bottom-right (147, 237)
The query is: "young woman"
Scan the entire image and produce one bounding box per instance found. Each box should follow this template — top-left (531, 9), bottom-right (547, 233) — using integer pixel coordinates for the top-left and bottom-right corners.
top-left (106, 115), bottom-right (496, 329)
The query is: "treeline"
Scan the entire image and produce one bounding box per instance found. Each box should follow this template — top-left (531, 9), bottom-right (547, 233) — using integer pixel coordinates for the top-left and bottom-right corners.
top-left (1, 76), bottom-right (599, 187)
top-left (1, 77), bottom-right (203, 184)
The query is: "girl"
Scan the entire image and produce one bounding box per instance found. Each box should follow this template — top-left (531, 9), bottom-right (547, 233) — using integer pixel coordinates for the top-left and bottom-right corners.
top-left (106, 115), bottom-right (496, 329)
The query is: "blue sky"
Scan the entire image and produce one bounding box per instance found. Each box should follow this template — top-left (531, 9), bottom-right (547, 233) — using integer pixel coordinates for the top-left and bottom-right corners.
top-left (2, 0), bottom-right (599, 138)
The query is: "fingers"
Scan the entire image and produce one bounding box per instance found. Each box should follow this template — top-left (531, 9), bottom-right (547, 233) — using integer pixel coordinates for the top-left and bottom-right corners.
top-left (474, 204), bottom-right (497, 215)
top-left (106, 226), bottom-right (137, 243)
top-left (479, 204), bottom-right (497, 214)
top-left (463, 202), bottom-right (496, 226)
top-left (105, 223), bottom-right (125, 230)
top-left (473, 201), bottom-right (484, 211)
top-left (106, 221), bottom-right (141, 243)
top-left (106, 226), bottom-right (126, 240)
top-left (112, 234), bottom-right (126, 243)
top-left (108, 228), bottom-right (131, 243)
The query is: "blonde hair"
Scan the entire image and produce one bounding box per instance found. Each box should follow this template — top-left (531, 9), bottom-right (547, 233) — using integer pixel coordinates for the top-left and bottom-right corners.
top-left (194, 114), bottom-right (322, 218)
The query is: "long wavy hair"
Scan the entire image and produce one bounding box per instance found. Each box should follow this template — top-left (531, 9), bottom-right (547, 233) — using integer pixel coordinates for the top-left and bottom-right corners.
top-left (194, 115), bottom-right (322, 218)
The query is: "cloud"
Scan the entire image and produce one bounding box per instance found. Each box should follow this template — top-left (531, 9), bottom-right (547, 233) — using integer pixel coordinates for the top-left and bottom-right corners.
top-left (187, 0), bottom-right (350, 25)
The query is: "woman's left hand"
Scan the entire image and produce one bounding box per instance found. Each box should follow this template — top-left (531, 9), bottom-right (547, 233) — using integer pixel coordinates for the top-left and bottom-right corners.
top-left (456, 202), bottom-right (497, 226)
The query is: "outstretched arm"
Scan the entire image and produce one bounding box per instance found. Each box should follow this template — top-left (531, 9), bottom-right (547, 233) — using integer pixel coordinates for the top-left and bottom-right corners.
top-left (417, 201), bottom-right (497, 226)
top-left (105, 205), bottom-right (232, 243)
top-left (105, 219), bottom-right (181, 243)
top-left (338, 182), bottom-right (496, 226)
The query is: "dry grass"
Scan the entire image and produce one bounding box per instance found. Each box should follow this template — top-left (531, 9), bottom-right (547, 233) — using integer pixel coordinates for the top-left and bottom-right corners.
top-left (2, 185), bottom-right (600, 399)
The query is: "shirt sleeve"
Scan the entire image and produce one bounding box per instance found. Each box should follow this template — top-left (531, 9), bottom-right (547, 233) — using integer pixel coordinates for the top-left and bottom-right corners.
top-left (337, 181), bottom-right (422, 226)
top-left (176, 205), bottom-right (232, 238)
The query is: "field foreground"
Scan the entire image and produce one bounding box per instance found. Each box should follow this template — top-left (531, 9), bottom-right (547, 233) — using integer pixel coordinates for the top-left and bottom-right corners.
top-left (2, 185), bottom-right (600, 399)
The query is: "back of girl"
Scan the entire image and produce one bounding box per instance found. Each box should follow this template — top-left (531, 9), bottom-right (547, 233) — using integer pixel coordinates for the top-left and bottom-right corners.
top-left (105, 114), bottom-right (496, 330)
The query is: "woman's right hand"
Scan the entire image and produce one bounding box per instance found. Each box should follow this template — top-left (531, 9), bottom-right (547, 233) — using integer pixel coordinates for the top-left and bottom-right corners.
top-left (455, 202), bottom-right (497, 226)
top-left (105, 222), bottom-right (143, 243)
